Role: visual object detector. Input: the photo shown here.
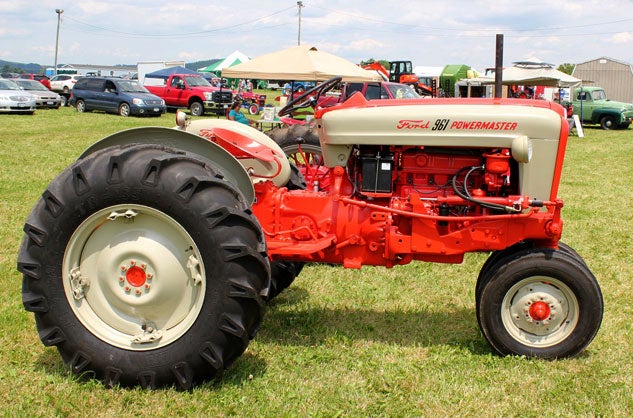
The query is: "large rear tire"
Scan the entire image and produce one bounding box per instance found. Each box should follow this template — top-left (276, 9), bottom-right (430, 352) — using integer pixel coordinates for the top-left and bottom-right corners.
top-left (477, 248), bottom-right (603, 358)
top-left (18, 144), bottom-right (270, 389)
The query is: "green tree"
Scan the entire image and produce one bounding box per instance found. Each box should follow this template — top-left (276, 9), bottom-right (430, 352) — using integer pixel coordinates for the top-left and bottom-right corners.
top-left (557, 63), bottom-right (575, 75)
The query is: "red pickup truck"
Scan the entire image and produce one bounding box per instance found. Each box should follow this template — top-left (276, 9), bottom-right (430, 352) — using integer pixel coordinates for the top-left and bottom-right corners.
top-left (145, 74), bottom-right (233, 116)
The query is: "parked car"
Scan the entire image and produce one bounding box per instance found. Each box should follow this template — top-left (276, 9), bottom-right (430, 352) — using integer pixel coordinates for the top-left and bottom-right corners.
top-left (69, 77), bottom-right (166, 117)
top-left (14, 79), bottom-right (62, 109)
top-left (343, 81), bottom-right (420, 100)
top-left (49, 74), bottom-right (84, 105)
top-left (19, 74), bottom-right (51, 90)
top-left (0, 78), bottom-right (36, 114)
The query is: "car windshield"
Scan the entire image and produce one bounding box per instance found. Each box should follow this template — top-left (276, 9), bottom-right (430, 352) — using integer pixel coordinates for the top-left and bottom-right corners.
top-left (116, 80), bottom-right (150, 93)
top-left (591, 90), bottom-right (607, 100)
top-left (15, 80), bottom-right (47, 91)
top-left (386, 84), bottom-right (420, 99)
top-left (0, 79), bottom-right (21, 90)
top-left (184, 76), bottom-right (212, 87)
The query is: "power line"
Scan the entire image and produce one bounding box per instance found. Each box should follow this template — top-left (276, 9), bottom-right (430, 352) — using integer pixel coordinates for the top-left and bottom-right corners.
top-left (62, 6), bottom-right (295, 38)
top-left (310, 5), bottom-right (633, 35)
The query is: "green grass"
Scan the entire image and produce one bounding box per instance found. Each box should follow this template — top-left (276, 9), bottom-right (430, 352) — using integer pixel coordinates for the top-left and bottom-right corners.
top-left (1, 107), bottom-right (632, 416)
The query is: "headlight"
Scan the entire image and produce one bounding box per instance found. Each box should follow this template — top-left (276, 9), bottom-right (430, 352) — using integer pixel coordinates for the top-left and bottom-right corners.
top-left (511, 135), bottom-right (532, 163)
top-left (203, 92), bottom-right (213, 101)
top-left (132, 98), bottom-right (145, 105)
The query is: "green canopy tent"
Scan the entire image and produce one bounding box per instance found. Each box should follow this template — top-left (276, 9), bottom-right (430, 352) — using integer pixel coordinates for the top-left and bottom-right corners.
top-left (198, 51), bottom-right (249, 76)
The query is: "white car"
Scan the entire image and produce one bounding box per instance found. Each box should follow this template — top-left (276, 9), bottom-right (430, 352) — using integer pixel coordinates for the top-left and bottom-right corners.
top-left (49, 74), bottom-right (84, 94)
top-left (0, 78), bottom-right (36, 114)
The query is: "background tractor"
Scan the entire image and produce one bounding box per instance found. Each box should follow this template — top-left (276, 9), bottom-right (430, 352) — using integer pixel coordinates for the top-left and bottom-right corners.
top-left (18, 77), bottom-right (603, 389)
top-left (363, 60), bottom-right (434, 96)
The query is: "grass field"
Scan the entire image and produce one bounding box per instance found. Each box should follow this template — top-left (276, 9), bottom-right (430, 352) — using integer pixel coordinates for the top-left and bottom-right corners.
top-left (1, 105), bottom-right (632, 416)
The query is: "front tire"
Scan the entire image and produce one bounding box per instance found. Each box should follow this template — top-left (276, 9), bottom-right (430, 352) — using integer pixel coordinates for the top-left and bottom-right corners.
top-left (75, 99), bottom-right (86, 113)
top-left (118, 102), bottom-right (131, 117)
top-left (600, 115), bottom-right (616, 130)
top-left (18, 144), bottom-right (270, 389)
top-left (477, 248), bottom-right (603, 359)
top-left (189, 101), bottom-right (204, 117)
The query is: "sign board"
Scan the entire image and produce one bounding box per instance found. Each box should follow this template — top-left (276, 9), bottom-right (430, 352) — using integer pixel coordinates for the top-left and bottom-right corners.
top-left (572, 115), bottom-right (584, 137)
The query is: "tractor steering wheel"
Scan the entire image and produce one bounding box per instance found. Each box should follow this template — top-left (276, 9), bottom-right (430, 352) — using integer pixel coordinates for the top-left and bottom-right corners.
top-left (277, 77), bottom-right (343, 117)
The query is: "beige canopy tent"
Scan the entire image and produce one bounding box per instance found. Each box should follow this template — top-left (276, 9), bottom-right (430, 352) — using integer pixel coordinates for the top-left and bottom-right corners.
top-left (221, 45), bottom-right (381, 82)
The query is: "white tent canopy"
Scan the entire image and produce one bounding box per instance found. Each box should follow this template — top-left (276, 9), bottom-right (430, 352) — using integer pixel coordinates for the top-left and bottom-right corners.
top-left (221, 45), bottom-right (381, 82)
top-left (501, 61), bottom-right (581, 87)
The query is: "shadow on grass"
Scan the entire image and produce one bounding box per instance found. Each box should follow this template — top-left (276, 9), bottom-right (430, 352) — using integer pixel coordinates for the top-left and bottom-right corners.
top-left (260, 286), bottom-right (491, 355)
top-left (34, 348), bottom-right (269, 391)
top-left (31, 283), bottom-right (491, 389)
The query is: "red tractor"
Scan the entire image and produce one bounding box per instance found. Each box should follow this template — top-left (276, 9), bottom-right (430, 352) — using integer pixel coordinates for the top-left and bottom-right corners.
top-left (18, 77), bottom-right (603, 389)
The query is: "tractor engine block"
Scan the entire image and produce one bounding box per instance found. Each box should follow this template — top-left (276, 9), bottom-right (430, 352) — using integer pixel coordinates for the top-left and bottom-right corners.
top-left (253, 144), bottom-right (559, 268)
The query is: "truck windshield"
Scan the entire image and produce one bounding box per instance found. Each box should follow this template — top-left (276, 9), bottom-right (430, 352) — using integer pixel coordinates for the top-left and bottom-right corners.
top-left (591, 90), bottom-right (607, 100)
top-left (386, 84), bottom-right (419, 99)
top-left (184, 76), bottom-right (212, 87)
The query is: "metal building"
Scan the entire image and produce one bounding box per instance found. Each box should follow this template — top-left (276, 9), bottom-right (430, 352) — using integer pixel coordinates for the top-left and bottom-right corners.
top-left (572, 57), bottom-right (633, 103)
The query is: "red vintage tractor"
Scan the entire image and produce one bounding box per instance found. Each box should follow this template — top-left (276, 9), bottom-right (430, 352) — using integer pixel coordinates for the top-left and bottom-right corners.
top-left (18, 77), bottom-right (603, 389)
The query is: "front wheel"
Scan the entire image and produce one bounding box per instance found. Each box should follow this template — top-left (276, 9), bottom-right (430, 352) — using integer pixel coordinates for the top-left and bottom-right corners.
top-left (477, 248), bottom-right (603, 359)
top-left (18, 144), bottom-right (270, 389)
top-left (600, 115), bottom-right (616, 130)
top-left (118, 102), bottom-right (131, 117)
top-left (75, 99), bottom-right (86, 113)
top-left (189, 101), bottom-right (204, 117)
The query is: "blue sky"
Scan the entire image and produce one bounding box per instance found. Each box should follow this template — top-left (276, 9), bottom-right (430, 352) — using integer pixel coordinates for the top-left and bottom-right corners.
top-left (1, 0), bottom-right (633, 73)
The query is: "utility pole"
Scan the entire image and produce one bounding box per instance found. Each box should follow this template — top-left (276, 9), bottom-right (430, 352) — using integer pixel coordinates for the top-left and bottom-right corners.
top-left (54, 9), bottom-right (63, 76)
top-left (297, 1), bottom-right (304, 46)
top-left (494, 34), bottom-right (503, 98)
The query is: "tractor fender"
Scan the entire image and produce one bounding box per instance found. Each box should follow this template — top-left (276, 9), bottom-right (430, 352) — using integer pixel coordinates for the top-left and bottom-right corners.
top-left (183, 118), bottom-right (291, 188)
top-left (79, 126), bottom-right (256, 204)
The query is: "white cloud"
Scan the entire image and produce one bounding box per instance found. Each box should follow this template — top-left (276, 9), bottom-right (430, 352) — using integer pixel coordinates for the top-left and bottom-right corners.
top-left (611, 32), bottom-right (633, 43)
top-left (1, 0), bottom-right (632, 71)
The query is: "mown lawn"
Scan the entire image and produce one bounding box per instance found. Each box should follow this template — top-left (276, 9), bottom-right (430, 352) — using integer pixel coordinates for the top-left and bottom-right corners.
top-left (1, 106), bottom-right (631, 416)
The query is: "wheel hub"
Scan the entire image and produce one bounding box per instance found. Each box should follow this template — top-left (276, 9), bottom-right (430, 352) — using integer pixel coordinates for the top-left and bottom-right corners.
top-left (502, 276), bottom-right (579, 347)
top-left (63, 204), bottom-right (206, 350)
top-left (529, 301), bottom-right (551, 322)
top-left (121, 261), bottom-right (152, 294)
